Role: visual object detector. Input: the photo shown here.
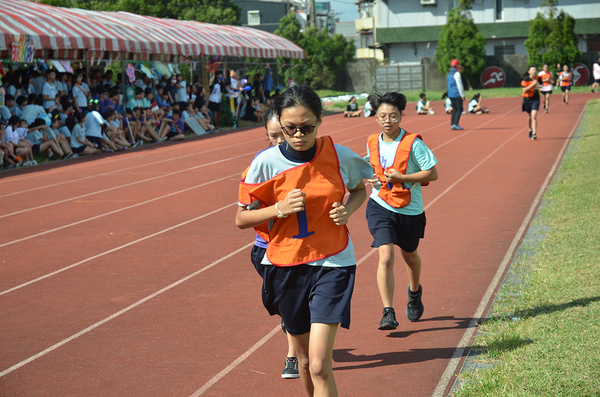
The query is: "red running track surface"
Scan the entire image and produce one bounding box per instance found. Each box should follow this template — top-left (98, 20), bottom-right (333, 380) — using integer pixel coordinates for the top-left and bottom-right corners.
top-left (0, 93), bottom-right (593, 396)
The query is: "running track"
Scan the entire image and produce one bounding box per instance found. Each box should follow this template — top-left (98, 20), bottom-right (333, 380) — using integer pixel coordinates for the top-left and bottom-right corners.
top-left (0, 93), bottom-right (592, 397)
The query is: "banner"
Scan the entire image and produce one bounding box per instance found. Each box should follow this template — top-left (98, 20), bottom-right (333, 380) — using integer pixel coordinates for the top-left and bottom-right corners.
top-left (11, 34), bottom-right (35, 62)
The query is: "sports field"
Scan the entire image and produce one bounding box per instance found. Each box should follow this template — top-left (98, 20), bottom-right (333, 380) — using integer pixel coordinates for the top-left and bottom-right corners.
top-left (0, 92), bottom-right (594, 396)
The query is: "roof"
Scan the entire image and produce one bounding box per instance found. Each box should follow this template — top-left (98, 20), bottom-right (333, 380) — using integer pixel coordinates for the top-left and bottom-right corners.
top-left (0, 0), bottom-right (304, 60)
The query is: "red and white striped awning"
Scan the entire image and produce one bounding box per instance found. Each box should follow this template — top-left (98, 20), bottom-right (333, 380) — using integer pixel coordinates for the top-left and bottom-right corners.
top-left (0, 0), bottom-right (305, 61)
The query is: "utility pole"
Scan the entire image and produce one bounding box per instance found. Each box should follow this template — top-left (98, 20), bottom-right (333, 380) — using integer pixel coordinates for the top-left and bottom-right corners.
top-left (310, 0), bottom-right (316, 27)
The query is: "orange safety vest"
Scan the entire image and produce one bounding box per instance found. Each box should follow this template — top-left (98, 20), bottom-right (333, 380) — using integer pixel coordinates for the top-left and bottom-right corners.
top-left (521, 78), bottom-right (539, 97)
top-left (559, 71), bottom-right (572, 87)
top-left (240, 136), bottom-right (349, 267)
top-left (367, 131), bottom-right (426, 209)
top-left (539, 71), bottom-right (552, 87)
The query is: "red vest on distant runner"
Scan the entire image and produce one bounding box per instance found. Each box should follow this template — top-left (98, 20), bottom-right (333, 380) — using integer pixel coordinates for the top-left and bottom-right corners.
top-left (239, 136), bottom-right (348, 267)
top-left (367, 131), bottom-right (426, 209)
top-left (559, 71), bottom-right (572, 87)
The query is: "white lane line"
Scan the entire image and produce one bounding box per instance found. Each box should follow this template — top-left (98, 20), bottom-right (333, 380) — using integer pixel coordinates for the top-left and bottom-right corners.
top-left (188, 248), bottom-right (378, 397)
top-left (431, 101), bottom-right (588, 397)
top-left (0, 202), bottom-right (238, 297)
top-left (0, 241), bottom-right (255, 378)
top-left (0, 173), bottom-right (240, 249)
top-left (0, 151), bottom-right (255, 219)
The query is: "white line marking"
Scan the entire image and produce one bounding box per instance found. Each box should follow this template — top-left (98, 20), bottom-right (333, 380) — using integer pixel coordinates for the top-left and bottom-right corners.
top-left (0, 173), bottom-right (240, 249)
top-left (431, 101), bottom-right (588, 397)
top-left (0, 202), bottom-right (238, 297)
top-left (0, 241), bottom-right (255, 378)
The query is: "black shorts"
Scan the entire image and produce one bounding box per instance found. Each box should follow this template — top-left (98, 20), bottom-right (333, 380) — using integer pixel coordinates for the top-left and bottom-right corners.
top-left (595, 79), bottom-right (600, 84)
top-left (86, 136), bottom-right (103, 149)
top-left (166, 129), bottom-right (180, 139)
top-left (561, 86), bottom-right (570, 92)
top-left (72, 145), bottom-right (87, 154)
top-left (262, 264), bottom-right (356, 335)
top-left (31, 144), bottom-right (41, 155)
top-left (250, 245), bottom-right (267, 279)
top-left (522, 99), bottom-right (540, 114)
top-left (366, 198), bottom-right (426, 253)
top-left (208, 101), bottom-right (221, 113)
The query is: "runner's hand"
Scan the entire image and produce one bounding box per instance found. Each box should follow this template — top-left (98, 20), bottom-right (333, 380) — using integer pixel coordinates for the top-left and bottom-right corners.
top-left (384, 168), bottom-right (404, 183)
top-left (330, 202), bottom-right (349, 226)
top-left (279, 189), bottom-right (306, 216)
top-left (367, 174), bottom-right (381, 187)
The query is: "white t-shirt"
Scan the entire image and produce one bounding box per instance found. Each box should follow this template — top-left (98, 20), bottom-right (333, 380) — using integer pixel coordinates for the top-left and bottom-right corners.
top-left (84, 111), bottom-right (107, 138)
top-left (176, 80), bottom-right (187, 103)
top-left (209, 83), bottom-right (222, 104)
top-left (445, 97), bottom-right (452, 112)
top-left (468, 99), bottom-right (477, 112)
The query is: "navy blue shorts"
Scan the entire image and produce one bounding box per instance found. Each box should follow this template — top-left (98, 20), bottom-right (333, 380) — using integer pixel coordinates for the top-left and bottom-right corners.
top-left (262, 264), bottom-right (356, 335)
top-left (366, 198), bottom-right (426, 253)
top-left (561, 86), bottom-right (570, 92)
top-left (250, 245), bottom-right (267, 279)
top-left (522, 99), bottom-right (540, 114)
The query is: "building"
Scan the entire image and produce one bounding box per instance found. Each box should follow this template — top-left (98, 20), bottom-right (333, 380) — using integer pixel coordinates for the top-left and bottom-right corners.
top-left (236, 0), bottom-right (305, 33)
top-left (354, 0), bottom-right (600, 64)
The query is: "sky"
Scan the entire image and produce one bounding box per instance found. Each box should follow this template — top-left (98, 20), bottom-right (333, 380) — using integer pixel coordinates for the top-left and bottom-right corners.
top-left (327, 0), bottom-right (359, 22)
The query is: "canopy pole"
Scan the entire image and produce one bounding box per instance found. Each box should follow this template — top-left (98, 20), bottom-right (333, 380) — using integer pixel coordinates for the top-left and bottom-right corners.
top-left (84, 50), bottom-right (90, 86)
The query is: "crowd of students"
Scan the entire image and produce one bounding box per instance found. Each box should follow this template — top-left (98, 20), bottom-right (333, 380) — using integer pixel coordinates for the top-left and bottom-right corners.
top-left (0, 64), bottom-right (281, 170)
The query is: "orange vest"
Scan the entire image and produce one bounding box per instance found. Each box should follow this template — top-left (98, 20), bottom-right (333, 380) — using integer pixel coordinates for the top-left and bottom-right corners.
top-left (521, 78), bottom-right (539, 97)
top-left (539, 71), bottom-right (552, 87)
top-left (559, 71), bottom-right (571, 87)
top-left (240, 136), bottom-right (349, 267)
top-left (367, 131), bottom-right (425, 209)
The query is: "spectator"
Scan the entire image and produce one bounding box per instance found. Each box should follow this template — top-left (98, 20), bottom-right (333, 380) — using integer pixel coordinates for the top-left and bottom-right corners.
top-left (27, 115), bottom-right (73, 159)
top-left (363, 100), bottom-right (374, 117)
top-left (85, 99), bottom-right (111, 151)
top-left (56, 73), bottom-right (68, 98)
top-left (20, 96), bottom-right (46, 125)
top-left (103, 110), bottom-right (130, 149)
top-left (1, 94), bottom-right (14, 124)
top-left (175, 74), bottom-right (187, 104)
top-left (134, 74), bottom-right (150, 91)
top-left (442, 92), bottom-right (452, 114)
top-left (126, 87), bottom-right (144, 110)
top-left (72, 73), bottom-right (89, 114)
top-left (252, 73), bottom-right (264, 103)
top-left (344, 96), bottom-right (363, 117)
top-left (136, 107), bottom-right (163, 143)
top-left (191, 104), bottom-right (215, 132)
top-left (70, 111), bottom-right (100, 155)
top-left (3, 116), bottom-right (38, 165)
top-left (6, 72), bottom-right (22, 98)
top-left (42, 70), bottom-right (59, 111)
top-left (468, 93), bottom-right (489, 114)
top-left (591, 56), bottom-right (600, 93)
top-left (23, 75), bottom-right (37, 96)
top-left (208, 70), bottom-right (224, 129)
top-left (158, 109), bottom-right (184, 141)
top-left (416, 93), bottom-right (435, 115)
top-left (47, 110), bottom-right (76, 156)
top-left (32, 69), bottom-right (46, 96)
top-left (14, 95), bottom-right (27, 118)
top-left (103, 70), bottom-right (114, 88)
top-left (447, 59), bottom-right (465, 130)
top-left (263, 64), bottom-right (273, 100)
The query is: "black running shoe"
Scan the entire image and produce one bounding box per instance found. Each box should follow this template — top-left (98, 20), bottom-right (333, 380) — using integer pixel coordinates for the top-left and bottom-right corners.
top-left (406, 284), bottom-right (424, 322)
top-left (379, 307), bottom-right (399, 330)
top-left (281, 357), bottom-right (300, 379)
top-left (529, 129), bottom-right (533, 139)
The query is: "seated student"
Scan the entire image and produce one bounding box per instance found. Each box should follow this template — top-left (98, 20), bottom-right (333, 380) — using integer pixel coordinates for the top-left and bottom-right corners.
top-left (58, 100), bottom-right (76, 139)
top-left (1, 94), bottom-right (14, 124)
top-left (14, 96), bottom-right (28, 118)
top-left (125, 108), bottom-right (145, 144)
top-left (27, 115), bottom-right (74, 160)
top-left (70, 112), bottom-right (101, 155)
top-left (136, 107), bottom-right (163, 143)
top-left (20, 96), bottom-right (47, 125)
top-left (191, 105), bottom-right (215, 132)
top-left (344, 96), bottom-right (363, 117)
top-left (416, 93), bottom-right (435, 115)
top-left (468, 93), bottom-right (489, 114)
top-left (6, 72), bottom-right (23, 99)
top-left (158, 109), bottom-right (185, 141)
top-left (0, 123), bottom-right (23, 168)
top-left (252, 98), bottom-right (264, 123)
top-left (103, 70), bottom-right (114, 88)
top-left (45, 111), bottom-right (75, 157)
top-left (84, 99), bottom-right (113, 152)
top-left (363, 100), bottom-right (374, 117)
top-left (126, 87), bottom-right (144, 110)
top-left (103, 110), bottom-right (131, 149)
top-left (2, 116), bottom-right (38, 166)
top-left (442, 92), bottom-right (452, 114)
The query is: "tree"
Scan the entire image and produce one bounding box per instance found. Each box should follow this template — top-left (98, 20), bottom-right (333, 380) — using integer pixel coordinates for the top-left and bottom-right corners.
top-left (274, 13), bottom-right (356, 89)
top-left (435, 0), bottom-right (486, 89)
top-left (525, 0), bottom-right (581, 73)
top-left (39, 0), bottom-right (241, 25)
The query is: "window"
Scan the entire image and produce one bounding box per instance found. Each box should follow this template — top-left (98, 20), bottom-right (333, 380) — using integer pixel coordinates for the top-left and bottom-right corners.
top-left (495, 0), bottom-right (503, 20)
top-left (359, 1), bottom-right (373, 18)
top-left (247, 10), bottom-right (260, 26)
top-left (494, 45), bottom-right (515, 56)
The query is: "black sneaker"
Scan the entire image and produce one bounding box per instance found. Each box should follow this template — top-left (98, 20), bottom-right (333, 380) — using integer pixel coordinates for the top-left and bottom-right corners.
top-left (281, 357), bottom-right (300, 379)
top-left (529, 129), bottom-right (533, 139)
top-left (379, 307), bottom-right (399, 330)
top-left (406, 284), bottom-right (424, 322)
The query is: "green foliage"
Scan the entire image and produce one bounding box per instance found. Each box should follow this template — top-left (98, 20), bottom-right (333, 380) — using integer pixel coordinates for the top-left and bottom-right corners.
top-left (274, 13), bottom-right (355, 90)
top-left (39, 0), bottom-right (241, 25)
top-left (524, 0), bottom-right (581, 74)
top-left (435, 3), bottom-right (486, 88)
top-left (219, 93), bottom-right (236, 127)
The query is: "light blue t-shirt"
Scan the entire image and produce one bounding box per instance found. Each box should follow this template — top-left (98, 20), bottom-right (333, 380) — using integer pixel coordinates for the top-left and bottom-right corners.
top-left (20, 104), bottom-right (46, 125)
top-left (70, 123), bottom-right (86, 148)
top-left (42, 81), bottom-right (57, 110)
top-left (176, 80), bottom-right (187, 103)
top-left (26, 129), bottom-right (44, 145)
top-left (0, 106), bottom-right (11, 123)
top-left (468, 99), bottom-right (477, 112)
top-left (243, 142), bottom-right (372, 267)
top-left (365, 129), bottom-right (438, 215)
top-left (416, 100), bottom-right (425, 113)
top-left (73, 86), bottom-right (88, 109)
top-left (84, 111), bottom-right (107, 138)
top-left (445, 97), bottom-right (452, 112)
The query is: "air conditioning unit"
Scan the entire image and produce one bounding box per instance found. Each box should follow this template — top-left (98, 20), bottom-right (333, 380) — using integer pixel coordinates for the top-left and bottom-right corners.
top-left (360, 10), bottom-right (369, 19)
top-left (420, 0), bottom-right (437, 5)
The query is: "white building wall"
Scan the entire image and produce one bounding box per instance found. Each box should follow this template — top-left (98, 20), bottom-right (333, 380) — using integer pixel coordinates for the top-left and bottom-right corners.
top-left (389, 42), bottom-right (439, 64)
top-left (377, 0), bottom-right (600, 28)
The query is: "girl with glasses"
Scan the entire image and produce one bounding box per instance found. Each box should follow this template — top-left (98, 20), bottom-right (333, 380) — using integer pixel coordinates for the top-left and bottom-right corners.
top-left (365, 92), bottom-right (438, 331)
top-left (236, 85), bottom-right (372, 396)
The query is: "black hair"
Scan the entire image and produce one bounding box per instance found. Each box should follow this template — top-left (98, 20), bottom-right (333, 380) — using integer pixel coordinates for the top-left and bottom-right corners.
top-left (28, 93), bottom-right (37, 104)
top-left (5, 94), bottom-right (14, 102)
top-left (102, 111), bottom-right (112, 119)
top-left (96, 86), bottom-right (107, 95)
top-left (348, 95), bottom-right (356, 102)
top-left (471, 93), bottom-right (481, 101)
top-left (62, 100), bottom-right (73, 110)
top-left (274, 85), bottom-right (322, 120)
top-left (88, 98), bottom-right (99, 111)
top-left (419, 93), bottom-right (426, 99)
top-left (367, 92), bottom-right (407, 114)
top-left (34, 96), bottom-right (44, 106)
top-left (109, 89), bottom-right (119, 97)
top-left (74, 111), bottom-right (85, 123)
top-left (8, 115), bottom-right (21, 126)
top-left (263, 105), bottom-right (278, 129)
top-left (442, 92), bottom-right (448, 100)
top-left (144, 87), bottom-right (153, 95)
top-left (135, 87), bottom-right (143, 95)
top-left (16, 96), bottom-right (27, 106)
top-left (172, 109), bottom-right (181, 116)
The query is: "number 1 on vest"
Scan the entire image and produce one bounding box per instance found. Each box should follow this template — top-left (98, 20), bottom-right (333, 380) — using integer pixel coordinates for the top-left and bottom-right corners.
top-left (293, 210), bottom-right (315, 239)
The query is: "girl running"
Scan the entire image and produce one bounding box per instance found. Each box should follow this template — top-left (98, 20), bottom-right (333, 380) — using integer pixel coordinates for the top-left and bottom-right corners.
top-left (236, 85), bottom-right (371, 396)
top-left (538, 64), bottom-right (553, 113)
top-left (522, 66), bottom-right (542, 140)
top-left (364, 92), bottom-right (438, 331)
top-left (556, 64), bottom-right (572, 106)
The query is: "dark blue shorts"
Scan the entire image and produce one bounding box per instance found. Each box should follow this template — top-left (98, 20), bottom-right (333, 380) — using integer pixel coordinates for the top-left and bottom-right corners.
top-left (250, 245), bottom-right (267, 279)
top-left (522, 99), bottom-right (540, 114)
top-left (366, 198), bottom-right (426, 253)
top-left (261, 264), bottom-right (356, 335)
top-left (561, 86), bottom-right (570, 92)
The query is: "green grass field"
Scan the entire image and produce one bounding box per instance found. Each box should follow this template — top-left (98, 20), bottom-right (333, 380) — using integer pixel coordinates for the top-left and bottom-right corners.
top-left (450, 99), bottom-right (600, 396)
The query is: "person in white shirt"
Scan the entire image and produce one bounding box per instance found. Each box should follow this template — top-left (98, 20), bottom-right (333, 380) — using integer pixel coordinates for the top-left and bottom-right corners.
top-left (42, 70), bottom-right (59, 111)
top-left (175, 74), bottom-right (187, 104)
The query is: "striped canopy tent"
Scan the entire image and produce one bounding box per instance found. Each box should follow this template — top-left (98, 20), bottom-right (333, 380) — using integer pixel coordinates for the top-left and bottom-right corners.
top-left (0, 0), bottom-right (305, 61)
